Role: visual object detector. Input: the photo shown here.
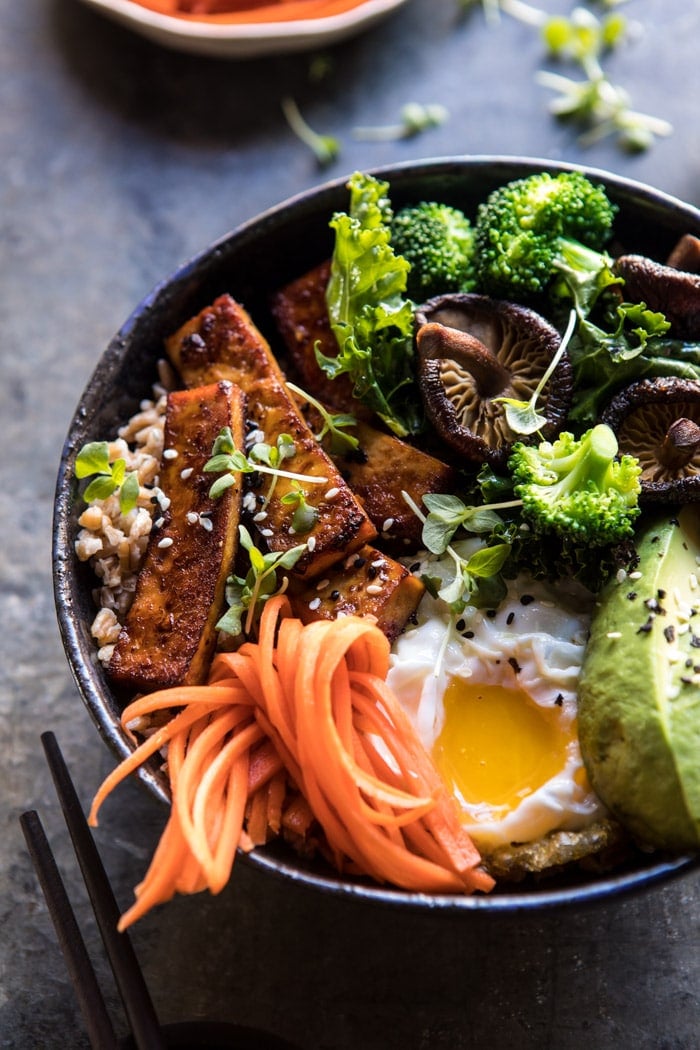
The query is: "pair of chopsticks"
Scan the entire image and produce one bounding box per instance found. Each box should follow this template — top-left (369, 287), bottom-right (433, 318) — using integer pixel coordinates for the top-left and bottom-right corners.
top-left (20, 731), bottom-right (167, 1050)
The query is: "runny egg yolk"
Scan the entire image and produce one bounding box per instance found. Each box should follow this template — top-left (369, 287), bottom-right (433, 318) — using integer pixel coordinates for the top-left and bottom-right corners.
top-left (433, 677), bottom-right (574, 822)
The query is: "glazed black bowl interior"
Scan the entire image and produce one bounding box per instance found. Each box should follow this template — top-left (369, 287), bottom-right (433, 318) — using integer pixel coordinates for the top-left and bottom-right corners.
top-left (53, 156), bottom-right (700, 911)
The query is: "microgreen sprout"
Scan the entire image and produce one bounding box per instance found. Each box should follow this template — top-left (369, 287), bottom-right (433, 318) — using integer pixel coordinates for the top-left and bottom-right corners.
top-left (286, 381), bottom-right (359, 455)
top-left (494, 308), bottom-right (577, 436)
top-left (353, 103), bottom-right (449, 142)
top-left (536, 66), bottom-right (672, 151)
top-left (402, 490), bottom-right (512, 616)
top-left (281, 96), bottom-right (340, 167)
top-left (217, 525), bottom-right (307, 638)
top-left (280, 488), bottom-right (319, 535)
top-left (75, 441), bottom-right (140, 515)
top-left (204, 427), bottom-right (327, 506)
top-left (462, 0), bottom-right (671, 152)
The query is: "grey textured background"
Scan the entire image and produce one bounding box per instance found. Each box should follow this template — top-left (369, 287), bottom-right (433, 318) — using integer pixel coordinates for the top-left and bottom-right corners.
top-left (2, 1), bottom-right (699, 1047)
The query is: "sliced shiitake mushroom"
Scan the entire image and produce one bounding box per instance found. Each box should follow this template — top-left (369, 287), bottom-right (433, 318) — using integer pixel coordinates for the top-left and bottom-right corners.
top-left (601, 378), bottom-right (700, 502)
top-left (666, 234), bottom-right (700, 273)
top-left (613, 253), bottom-right (700, 340)
top-left (414, 293), bottom-right (572, 468)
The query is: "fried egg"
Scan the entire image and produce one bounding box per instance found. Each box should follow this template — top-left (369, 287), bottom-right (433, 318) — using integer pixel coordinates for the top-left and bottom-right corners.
top-left (387, 541), bottom-right (606, 852)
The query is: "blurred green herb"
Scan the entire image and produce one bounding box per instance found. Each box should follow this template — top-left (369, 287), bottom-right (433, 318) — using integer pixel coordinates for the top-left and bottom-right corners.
top-left (75, 441), bottom-right (139, 515)
top-left (459, 0), bottom-right (671, 151)
top-left (281, 96), bottom-right (340, 167)
top-left (353, 103), bottom-right (449, 141)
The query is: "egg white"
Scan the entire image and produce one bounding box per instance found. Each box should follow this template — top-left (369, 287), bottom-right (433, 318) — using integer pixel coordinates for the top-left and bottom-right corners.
top-left (387, 541), bottom-right (607, 851)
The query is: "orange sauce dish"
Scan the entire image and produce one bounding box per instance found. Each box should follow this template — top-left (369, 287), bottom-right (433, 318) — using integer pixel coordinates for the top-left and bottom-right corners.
top-left (132, 0), bottom-right (374, 23)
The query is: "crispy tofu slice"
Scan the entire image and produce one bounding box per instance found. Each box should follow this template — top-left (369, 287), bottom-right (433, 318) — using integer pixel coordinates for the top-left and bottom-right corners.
top-left (297, 398), bottom-right (456, 552)
top-left (270, 260), bottom-right (370, 417)
top-left (166, 294), bottom-right (377, 579)
top-left (289, 546), bottom-right (425, 644)
top-left (108, 381), bottom-right (244, 691)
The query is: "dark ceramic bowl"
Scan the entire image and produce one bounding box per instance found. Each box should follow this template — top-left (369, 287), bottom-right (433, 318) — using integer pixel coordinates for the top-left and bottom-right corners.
top-left (53, 156), bottom-right (700, 911)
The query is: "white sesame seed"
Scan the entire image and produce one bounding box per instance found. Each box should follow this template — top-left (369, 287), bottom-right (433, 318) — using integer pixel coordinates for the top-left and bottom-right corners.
top-left (242, 492), bottom-right (257, 512)
top-left (154, 517), bottom-right (165, 529)
top-left (629, 571), bottom-right (643, 580)
top-left (180, 467), bottom-right (193, 480)
top-left (606, 631), bottom-right (622, 640)
top-left (316, 579), bottom-right (330, 591)
top-left (325, 487), bottom-right (340, 500)
top-left (200, 517), bottom-right (213, 532)
top-left (366, 583), bottom-right (383, 596)
top-left (253, 511), bottom-right (268, 523)
top-left (616, 569), bottom-right (627, 583)
top-left (186, 512), bottom-right (198, 524)
top-left (307, 536), bottom-right (317, 552)
top-left (690, 573), bottom-right (698, 591)
top-left (162, 448), bottom-right (178, 460)
top-left (157, 537), bottom-right (174, 549)
top-left (308, 597), bottom-right (321, 611)
top-left (371, 559), bottom-right (385, 569)
top-left (260, 528), bottom-right (273, 538)
top-left (382, 518), bottom-right (395, 533)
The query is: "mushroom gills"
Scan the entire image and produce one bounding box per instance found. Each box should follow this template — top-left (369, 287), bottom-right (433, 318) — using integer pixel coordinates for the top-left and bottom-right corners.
top-left (414, 293), bottom-right (572, 468)
top-left (602, 378), bottom-right (700, 502)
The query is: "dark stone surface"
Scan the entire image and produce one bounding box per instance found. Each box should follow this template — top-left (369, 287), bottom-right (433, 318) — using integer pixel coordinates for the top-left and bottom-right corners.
top-left (1, 1), bottom-right (699, 1047)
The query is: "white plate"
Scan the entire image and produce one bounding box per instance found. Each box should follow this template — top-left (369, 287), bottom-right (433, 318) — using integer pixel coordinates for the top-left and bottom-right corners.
top-left (78, 0), bottom-right (410, 57)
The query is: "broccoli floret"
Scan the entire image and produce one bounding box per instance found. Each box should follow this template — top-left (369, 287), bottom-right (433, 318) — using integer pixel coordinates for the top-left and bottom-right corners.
top-left (474, 171), bottom-right (618, 311)
top-left (391, 201), bottom-right (476, 301)
top-left (509, 423), bottom-right (641, 547)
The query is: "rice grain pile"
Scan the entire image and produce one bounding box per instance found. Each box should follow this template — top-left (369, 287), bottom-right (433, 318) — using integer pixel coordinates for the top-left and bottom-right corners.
top-left (74, 370), bottom-right (173, 664)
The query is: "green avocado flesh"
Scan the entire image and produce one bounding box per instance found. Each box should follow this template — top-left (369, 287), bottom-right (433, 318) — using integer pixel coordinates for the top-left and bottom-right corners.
top-left (578, 508), bottom-right (700, 850)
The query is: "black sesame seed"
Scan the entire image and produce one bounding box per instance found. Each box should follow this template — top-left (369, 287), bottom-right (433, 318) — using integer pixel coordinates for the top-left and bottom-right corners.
top-left (464, 630), bottom-right (475, 639)
top-left (554, 694), bottom-right (564, 707)
top-left (637, 618), bottom-right (654, 634)
top-left (658, 589), bottom-right (667, 600)
top-left (627, 592), bottom-right (638, 601)
top-left (456, 619), bottom-right (466, 632)
top-left (663, 625), bottom-right (676, 644)
top-left (330, 590), bottom-right (340, 601)
top-left (520, 594), bottom-right (535, 606)
top-left (486, 609), bottom-right (497, 619)
top-left (506, 611), bottom-right (515, 626)
top-left (508, 657), bottom-right (522, 674)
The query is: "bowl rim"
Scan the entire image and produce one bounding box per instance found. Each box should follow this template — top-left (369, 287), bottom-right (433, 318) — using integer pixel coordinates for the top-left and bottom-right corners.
top-left (53, 154), bottom-right (700, 911)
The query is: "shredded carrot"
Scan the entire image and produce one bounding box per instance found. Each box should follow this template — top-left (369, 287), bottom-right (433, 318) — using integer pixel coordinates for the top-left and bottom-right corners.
top-left (130, 0), bottom-right (377, 25)
top-left (90, 595), bottom-right (494, 928)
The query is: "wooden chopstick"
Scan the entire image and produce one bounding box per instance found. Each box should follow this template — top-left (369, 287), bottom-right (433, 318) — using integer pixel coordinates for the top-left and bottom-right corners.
top-left (40, 731), bottom-right (167, 1050)
top-left (19, 809), bottom-right (121, 1050)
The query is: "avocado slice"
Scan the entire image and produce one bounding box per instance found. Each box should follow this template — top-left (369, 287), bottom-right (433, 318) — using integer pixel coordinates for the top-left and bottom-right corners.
top-left (578, 507), bottom-right (700, 850)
